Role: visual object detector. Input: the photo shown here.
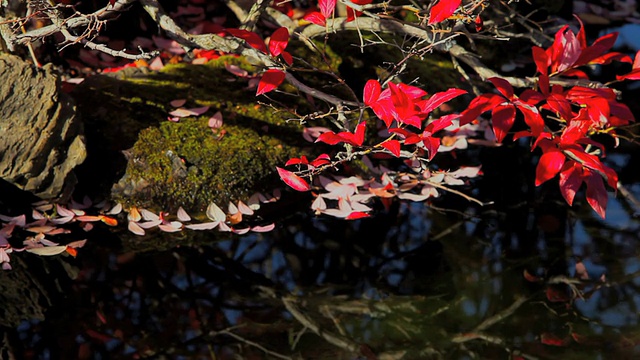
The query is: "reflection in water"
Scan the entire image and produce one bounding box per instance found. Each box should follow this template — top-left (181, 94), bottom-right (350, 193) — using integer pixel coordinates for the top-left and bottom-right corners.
top-left (2, 172), bottom-right (640, 358)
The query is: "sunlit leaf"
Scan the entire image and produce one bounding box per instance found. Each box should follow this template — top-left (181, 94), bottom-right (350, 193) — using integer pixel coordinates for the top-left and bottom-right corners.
top-left (177, 207), bottom-right (191, 222)
top-left (237, 201), bottom-right (254, 215)
top-left (26, 246), bottom-right (68, 256)
top-left (185, 221), bottom-right (219, 230)
top-left (158, 223), bottom-right (183, 232)
top-left (206, 202), bottom-right (227, 222)
top-left (128, 221), bottom-right (146, 236)
top-left (428, 0), bottom-right (461, 25)
top-left (535, 149), bottom-right (565, 186)
top-left (139, 208), bottom-right (159, 221)
top-left (252, 223), bottom-right (275, 232)
top-left (100, 215), bottom-right (118, 226)
top-left (277, 167), bottom-right (311, 191)
top-left (318, 0), bottom-right (336, 19)
top-left (107, 203), bottom-right (123, 215)
top-left (138, 219), bottom-right (162, 229)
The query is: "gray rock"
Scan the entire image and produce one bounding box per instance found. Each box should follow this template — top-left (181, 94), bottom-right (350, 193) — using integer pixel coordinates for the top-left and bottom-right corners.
top-left (0, 54), bottom-right (86, 200)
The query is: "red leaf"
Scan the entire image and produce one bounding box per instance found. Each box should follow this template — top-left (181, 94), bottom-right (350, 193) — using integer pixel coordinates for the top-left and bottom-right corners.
top-left (517, 102), bottom-right (545, 137)
top-left (532, 46), bottom-right (549, 76)
top-left (488, 77), bottom-right (514, 99)
top-left (475, 15), bottom-right (483, 32)
top-left (342, 121), bottom-right (366, 146)
top-left (545, 93), bottom-right (573, 121)
top-left (268, 27), bottom-right (289, 57)
top-left (319, 0), bottom-right (336, 19)
top-left (576, 32), bottom-right (619, 66)
top-left (422, 136), bottom-right (441, 161)
top-left (345, 212), bottom-right (370, 220)
top-left (541, 332), bottom-right (569, 346)
top-left (428, 0), bottom-right (461, 25)
top-left (420, 88), bottom-right (467, 114)
top-left (316, 122), bottom-right (366, 146)
top-left (281, 51), bottom-right (293, 66)
top-left (285, 155), bottom-right (309, 166)
top-left (397, 83), bottom-right (428, 99)
top-left (617, 68), bottom-right (640, 81)
top-left (303, 12), bottom-right (326, 26)
top-left (559, 161), bottom-right (583, 205)
top-left (585, 171), bottom-right (608, 219)
top-left (316, 132), bottom-right (344, 145)
top-left (226, 29), bottom-right (267, 53)
top-left (523, 269), bottom-right (542, 283)
top-left (257, 69), bottom-right (286, 95)
top-left (459, 93), bottom-right (503, 125)
top-left (535, 149), bottom-right (565, 186)
top-left (277, 167), bottom-right (311, 191)
top-left (389, 83), bottom-right (423, 128)
top-left (381, 139), bottom-right (401, 157)
top-left (363, 79), bottom-right (381, 106)
top-left (491, 104), bottom-right (515, 143)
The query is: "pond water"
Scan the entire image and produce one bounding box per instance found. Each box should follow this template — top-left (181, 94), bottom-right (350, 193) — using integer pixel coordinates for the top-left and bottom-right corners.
top-left (2, 167), bottom-right (639, 359)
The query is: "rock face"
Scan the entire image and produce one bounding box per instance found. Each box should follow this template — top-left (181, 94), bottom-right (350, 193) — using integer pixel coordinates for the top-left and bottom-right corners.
top-left (0, 54), bottom-right (86, 200)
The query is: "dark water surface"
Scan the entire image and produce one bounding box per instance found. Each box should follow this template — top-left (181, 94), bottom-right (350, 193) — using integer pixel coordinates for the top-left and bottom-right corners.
top-left (2, 176), bottom-right (639, 360)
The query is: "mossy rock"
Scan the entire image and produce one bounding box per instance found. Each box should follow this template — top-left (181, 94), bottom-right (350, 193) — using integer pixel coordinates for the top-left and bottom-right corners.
top-left (73, 56), bottom-right (301, 211)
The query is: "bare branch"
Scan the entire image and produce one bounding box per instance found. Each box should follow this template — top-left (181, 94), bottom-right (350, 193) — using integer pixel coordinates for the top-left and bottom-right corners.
top-left (139, 0), bottom-right (353, 107)
top-left (240, 0), bottom-right (270, 32)
top-left (10, 0), bottom-right (137, 46)
top-left (282, 296), bottom-right (368, 356)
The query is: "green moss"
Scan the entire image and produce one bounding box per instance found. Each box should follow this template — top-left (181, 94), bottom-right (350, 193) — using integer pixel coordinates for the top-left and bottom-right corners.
top-left (74, 57), bottom-right (302, 211)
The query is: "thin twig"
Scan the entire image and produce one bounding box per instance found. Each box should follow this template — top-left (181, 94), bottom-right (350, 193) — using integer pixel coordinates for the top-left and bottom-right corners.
top-left (282, 296), bottom-right (367, 356)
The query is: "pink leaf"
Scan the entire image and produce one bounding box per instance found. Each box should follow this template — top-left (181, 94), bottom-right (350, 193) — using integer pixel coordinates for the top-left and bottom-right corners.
top-left (277, 167), bottom-right (311, 191)
top-left (428, 0), bottom-right (461, 25)
top-left (252, 223), bottom-right (276, 232)
top-left (225, 64), bottom-right (249, 77)
top-left (303, 12), bottom-right (326, 26)
top-left (170, 99), bottom-right (187, 107)
top-left (208, 111), bottom-right (224, 128)
top-left (177, 207), bottom-right (191, 222)
top-left (185, 222), bottom-right (219, 230)
top-left (257, 69), bottom-right (286, 95)
top-left (128, 221), bottom-right (146, 236)
top-left (319, 0), bottom-right (337, 19)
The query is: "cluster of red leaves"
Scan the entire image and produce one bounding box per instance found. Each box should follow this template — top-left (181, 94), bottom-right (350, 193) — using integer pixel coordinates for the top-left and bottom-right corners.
top-left (225, 27), bottom-right (292, 95)
top-left (459, 20), bottom-right (635, 218)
